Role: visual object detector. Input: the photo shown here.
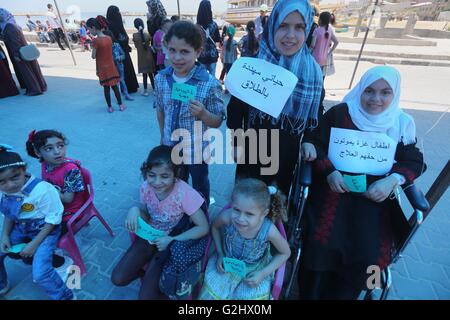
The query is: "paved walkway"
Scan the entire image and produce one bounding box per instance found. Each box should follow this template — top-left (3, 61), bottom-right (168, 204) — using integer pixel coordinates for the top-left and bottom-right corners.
top-left (0, 47), bottom-right (449, 300)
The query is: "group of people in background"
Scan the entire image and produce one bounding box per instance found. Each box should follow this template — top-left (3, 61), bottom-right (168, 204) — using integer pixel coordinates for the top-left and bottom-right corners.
top-left (0, 8), bottom-right (47, 98)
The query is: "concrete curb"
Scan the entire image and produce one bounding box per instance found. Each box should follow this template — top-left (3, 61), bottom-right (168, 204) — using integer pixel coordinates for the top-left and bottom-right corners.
top-left (335, 49), bottom-right (450, 61)
top-left (334, 55), bottom-right (450, 68)
top-left (337, 36), bottom-right (437, 47)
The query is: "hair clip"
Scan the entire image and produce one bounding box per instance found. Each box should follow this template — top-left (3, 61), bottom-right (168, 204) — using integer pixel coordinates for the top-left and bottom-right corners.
top-left (28, 129), bottom-right (36, 143)
top-left (268, 186), bottom-right (277, 195)
top-left (0, 162), bottom-right (26, 170)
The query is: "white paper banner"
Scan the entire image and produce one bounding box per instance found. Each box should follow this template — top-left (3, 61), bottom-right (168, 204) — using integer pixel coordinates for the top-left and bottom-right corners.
top-left (224, 57), bottom-right (298, 119)
top-left (328, 128), bottom-right (397, 176)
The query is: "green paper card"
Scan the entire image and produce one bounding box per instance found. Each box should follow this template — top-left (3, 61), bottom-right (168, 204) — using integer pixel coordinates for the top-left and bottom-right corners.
top-left (135, 217), bottom-right (166, 242)
top-left (343, 174), bottom-right (367, 193)
top-left (223, 257), bottom-right (247, 278)
top-left (171, 83), bottom-right (197, 103)
top-left (8, 243), bottom-right (27, 254)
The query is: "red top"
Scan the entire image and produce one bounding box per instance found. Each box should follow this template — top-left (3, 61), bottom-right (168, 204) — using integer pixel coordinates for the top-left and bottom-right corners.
top-left (92, 36), bottom-right (120, 86)
top-left (41, 158), bottom-right (89, 222)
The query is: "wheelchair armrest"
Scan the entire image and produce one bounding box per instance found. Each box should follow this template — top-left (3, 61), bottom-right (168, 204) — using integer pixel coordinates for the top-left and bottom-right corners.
top-left (403, 183), bottom-right (430, 212)
top-left (299, 160), bottom-right (313, 186)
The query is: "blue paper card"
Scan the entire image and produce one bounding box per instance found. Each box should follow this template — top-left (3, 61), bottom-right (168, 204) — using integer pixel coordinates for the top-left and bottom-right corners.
top-left (343, 174), bottom-right (367, 193)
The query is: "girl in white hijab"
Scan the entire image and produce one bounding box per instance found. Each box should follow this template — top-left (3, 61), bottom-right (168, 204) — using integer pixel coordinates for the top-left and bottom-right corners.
top-left (297, 65), bottom-right (425, 300)
top-left (344, 65), bottom-right (416, 146)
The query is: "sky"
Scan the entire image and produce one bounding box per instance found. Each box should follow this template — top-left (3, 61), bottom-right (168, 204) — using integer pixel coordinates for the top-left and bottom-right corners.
top-left (3, 0), bottom-right (344, 15)
top-left (3, 0), bottom-right (228, 15)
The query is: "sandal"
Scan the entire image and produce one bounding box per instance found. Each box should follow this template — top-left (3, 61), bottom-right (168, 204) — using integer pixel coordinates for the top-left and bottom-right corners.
top-left (119, 104), bottom-right (126, 111)
top-left (108, 107), bottom-right (114, 113)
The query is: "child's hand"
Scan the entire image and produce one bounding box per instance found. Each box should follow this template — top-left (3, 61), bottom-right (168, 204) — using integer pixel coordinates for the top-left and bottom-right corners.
top-left (0, 236), bottom-right (11, 254)
top-left (188, 100), bottom-right (206, 120)
top-left (125, 208), bottom-right (140, 233)
top-left (364, 175), bottom-right (398, 203)
top-left (20, 241), bottom-right (38, 258)
top-left (153, 236), bottom-right (173, 251)
top-left (244, 271), bottom-right (264, 288)
top-left (301, 142), bottom-right (317, 161)
top-left (327, 170), bottom-right (349, 193)
top-left (216, 254), bottom-right (225, 274)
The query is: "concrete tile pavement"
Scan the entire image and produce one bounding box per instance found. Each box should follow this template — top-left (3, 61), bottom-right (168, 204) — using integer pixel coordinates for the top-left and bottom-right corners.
top-left (0, 48), bottom-right (449, 300)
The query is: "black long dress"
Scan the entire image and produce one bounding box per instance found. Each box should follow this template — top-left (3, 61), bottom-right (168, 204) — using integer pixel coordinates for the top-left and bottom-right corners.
top-left (108, 26), bottom-right (139, 93)
top-left (3, 38), bottom-right (25, 89)
top-left (2, 24), bottom-right (47, 96)
top-left (0, 45), bottom-right (19, 98)
top-left (298, 103), bottom-right (425, 299)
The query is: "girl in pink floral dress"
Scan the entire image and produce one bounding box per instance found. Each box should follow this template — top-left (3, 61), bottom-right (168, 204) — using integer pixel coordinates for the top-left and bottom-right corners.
top-left (111, 145), bottom-right (209, 300)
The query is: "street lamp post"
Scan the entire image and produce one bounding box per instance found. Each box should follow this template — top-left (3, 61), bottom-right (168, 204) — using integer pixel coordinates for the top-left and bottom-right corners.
top-left (348, 0), bottom-right (380, 89)
top-left (53, 0), bottom-right (77, 66)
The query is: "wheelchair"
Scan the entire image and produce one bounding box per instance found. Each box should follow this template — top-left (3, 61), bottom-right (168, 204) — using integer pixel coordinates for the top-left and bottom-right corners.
top-left (283, 159), bottom-right (430, 300)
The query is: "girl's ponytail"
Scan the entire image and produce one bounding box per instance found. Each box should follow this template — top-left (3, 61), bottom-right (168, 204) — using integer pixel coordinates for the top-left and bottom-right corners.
top-left (134, 18), bottom-right (147, 50)
top-left (319, 12), bottom-right (332, 39)
top-left (140, 27), bottom-right (146, 50)
top-left (26, 130), bottom-right (40, 159)
top-left (269, 187), bottom-right (288, 223)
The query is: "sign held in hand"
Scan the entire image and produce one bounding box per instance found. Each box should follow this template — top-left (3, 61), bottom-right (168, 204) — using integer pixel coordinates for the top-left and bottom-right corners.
top-left (135, 217), bottom-right (166, 242)
top-left (8, 243), bottom-right (27, 254)
top-left (225, 57), bottom-right (298, 119)
top-left (223, 257), bottom-right (247, 278)
top-left (343, 174), bottom-right (367, 193)
top-left (171, 83), bottom-right (197, 103)
top-left (328, 128), bottom-right (397, 176)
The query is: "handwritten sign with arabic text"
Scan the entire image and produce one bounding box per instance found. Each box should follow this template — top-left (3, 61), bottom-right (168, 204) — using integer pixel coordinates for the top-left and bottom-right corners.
top-left (223, 257), bottom-right (247, 278)
top-left (343, 174), bottom-right (367, 193)
top-left (328, 128), bottom-right (397, 176)
top-left (135, 217), bottom-right (166, 242)
top-left (224, 57), bottom-right (298, 118)
top-left (171, 83), bottom-right (197, 103)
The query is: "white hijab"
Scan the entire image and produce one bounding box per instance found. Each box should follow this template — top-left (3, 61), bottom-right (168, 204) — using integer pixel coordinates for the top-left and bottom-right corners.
top-left (343, 66), bottom-right (416, 145)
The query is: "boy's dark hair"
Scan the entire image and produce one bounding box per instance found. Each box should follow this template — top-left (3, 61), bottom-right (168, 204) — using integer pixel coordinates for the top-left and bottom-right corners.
top-left (164, 20), bottom-right (203, 51)
top-left (0, 146), bottom-right (26, 174)
top-left (171, 15), bottom-right (180, 23)
top-left (140, 145), bottom-right (182, 179)
top-left (25, 129), bottom-right (67, 160)
top-left (47, 4), bottom-right (52, 9)
top-left (86, 17), bottom-right (101, 30)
